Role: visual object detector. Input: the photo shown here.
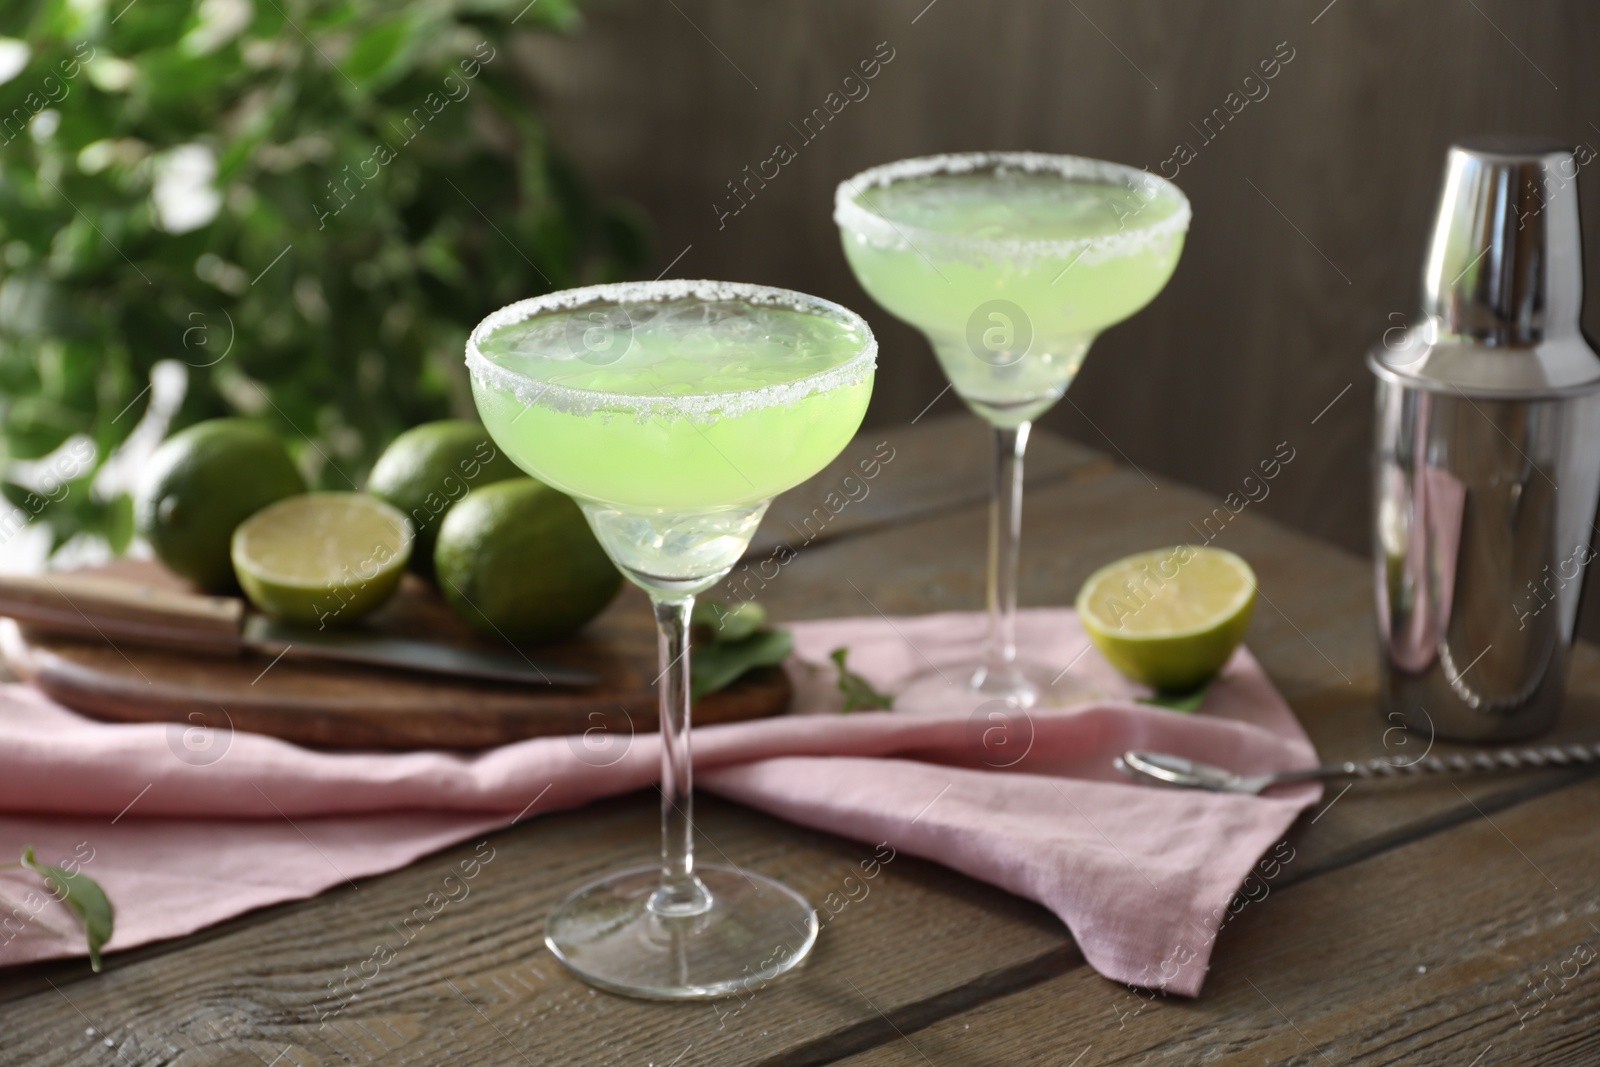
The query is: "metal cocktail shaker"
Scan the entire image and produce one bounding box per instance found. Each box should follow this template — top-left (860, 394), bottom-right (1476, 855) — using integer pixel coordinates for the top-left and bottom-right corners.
top-left (1370, 136), bottom-right (1600, 742)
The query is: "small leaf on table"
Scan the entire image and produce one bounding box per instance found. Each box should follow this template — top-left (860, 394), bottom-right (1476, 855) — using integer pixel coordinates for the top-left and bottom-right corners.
top-left (691, 599), bottom-right (766, 642)
top-left (690, 628), bottom-right (792, 702)
top-left (830, 647), bottom-right (893, 712)
top-left (21, 847), bottom-right (113, 972)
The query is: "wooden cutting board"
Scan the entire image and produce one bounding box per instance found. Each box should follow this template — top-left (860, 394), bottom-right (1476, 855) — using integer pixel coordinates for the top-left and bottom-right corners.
top-left (0, 559), bottom-right (790, 750)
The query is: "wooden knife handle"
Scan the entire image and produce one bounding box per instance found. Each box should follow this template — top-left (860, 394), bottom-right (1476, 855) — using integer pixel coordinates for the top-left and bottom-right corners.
top-left (0, 572), bottom-right (244, 655)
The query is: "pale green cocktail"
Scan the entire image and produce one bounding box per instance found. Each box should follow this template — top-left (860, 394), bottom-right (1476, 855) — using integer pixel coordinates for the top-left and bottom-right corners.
top-left (838, 156), bottom-right (1187, 426)
top-left (836, 153), bottom-right (1189, 707)
top-left (471, 286), bottom-right (871, 585)
top-left (472, 295), bottom-right (870, 509)
top-left (466, 280), bottom-right (876, 1000)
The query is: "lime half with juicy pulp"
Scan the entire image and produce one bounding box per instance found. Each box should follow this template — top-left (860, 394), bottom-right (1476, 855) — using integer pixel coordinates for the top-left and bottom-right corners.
top-left (1076, 545), bottom-right (1257, 693)
top-left (231, 493), bottom-right (412, 627)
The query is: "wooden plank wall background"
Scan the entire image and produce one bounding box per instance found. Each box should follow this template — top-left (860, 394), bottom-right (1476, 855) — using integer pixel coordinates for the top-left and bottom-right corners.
top-left (518, 0), bottom-right (1599, 572)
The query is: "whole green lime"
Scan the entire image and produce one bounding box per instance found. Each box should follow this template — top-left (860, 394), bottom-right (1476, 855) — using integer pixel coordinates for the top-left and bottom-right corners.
top-left (366, 420), bottom-right (521, 581)
top-left (435, 479), bottom-right (622, 643)
top-left (135, 419), bottom-right (306, 592)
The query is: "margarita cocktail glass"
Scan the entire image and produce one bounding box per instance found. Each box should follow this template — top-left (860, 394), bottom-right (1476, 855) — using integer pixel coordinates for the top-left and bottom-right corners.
top-left (835, 152), bottom-right (1189, 709)
top-left (466, 280), bottom-right (875, 999)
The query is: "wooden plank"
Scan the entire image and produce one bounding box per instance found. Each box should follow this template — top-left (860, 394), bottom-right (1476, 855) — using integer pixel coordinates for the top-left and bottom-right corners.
top-left (832, 771), bottom-right (1600, 1066)
top-left (0, 794), bottom-right (1071, 1066)
top-left (748, 413), bottom-right (1111, 560)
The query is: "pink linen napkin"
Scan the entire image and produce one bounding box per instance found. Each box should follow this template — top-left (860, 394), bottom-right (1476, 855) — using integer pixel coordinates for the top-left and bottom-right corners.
top-left (0, 609), bottom-right (1320, 996)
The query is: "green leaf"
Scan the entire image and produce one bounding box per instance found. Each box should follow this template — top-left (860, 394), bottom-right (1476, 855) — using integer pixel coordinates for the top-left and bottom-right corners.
top-left (1138, 684), bottom-right (1211, 713)
top-left (342, 14), bottom-right (421, 92)
top-left (102, 492), bottom-right (134, 553)
top-left (21, 846), bottom-right (113, 972)
top-left (829, 647), bottom-right (893, 713)
top-left (0, 341), bottom-right (41, 395)
top-left (136, 50), bottom-right (233, 108)
top-left (691, 628), bottom-right (791, 702)
top-left (692, 599), bottom-right (765, 642)
top-left (4, 398), bottom-right (79, 459)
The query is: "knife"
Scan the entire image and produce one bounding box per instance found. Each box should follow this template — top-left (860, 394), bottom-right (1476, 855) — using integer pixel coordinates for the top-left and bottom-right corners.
top-left (0, 571), bottom-right (596, 687)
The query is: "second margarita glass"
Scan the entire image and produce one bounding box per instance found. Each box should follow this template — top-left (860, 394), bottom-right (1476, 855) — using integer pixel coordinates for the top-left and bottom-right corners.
top-left (835, 152), bottom-right (1190, 709)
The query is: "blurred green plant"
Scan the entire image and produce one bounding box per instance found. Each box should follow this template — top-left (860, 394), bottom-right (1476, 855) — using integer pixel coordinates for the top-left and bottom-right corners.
top-left (0, 0), bottom-right (648, 552)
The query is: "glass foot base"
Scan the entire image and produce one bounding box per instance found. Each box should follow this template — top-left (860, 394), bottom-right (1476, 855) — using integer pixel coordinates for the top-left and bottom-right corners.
top-left (545, 864), bottom-right (818, 1000)
top-left (895, 657), bottom-right (1105, 712)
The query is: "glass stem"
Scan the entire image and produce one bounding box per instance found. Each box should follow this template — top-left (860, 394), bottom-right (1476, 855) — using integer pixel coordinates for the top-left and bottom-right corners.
top-left (985, 422), bottom-right (1031, 679)
top-left (650, 594), bottom-right (711, 917)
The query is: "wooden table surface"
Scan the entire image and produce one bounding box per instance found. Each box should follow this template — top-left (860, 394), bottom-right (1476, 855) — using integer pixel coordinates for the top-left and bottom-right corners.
top-left (3, 414), bottom-right (1599, 1066)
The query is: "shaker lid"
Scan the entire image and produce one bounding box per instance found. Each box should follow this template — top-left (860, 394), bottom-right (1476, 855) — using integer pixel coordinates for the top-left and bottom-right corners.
top-left (1370, 137), bottom-right (1600, 398)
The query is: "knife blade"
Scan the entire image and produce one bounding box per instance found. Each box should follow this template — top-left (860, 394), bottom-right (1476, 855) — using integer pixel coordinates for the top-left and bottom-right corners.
top-left (0, 571), bottom-right (596, 687)
top-left (240, 616), bottom-right (595, 686)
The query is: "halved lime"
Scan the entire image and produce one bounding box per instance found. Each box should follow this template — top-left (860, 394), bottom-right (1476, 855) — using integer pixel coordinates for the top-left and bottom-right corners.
top-left (1076, 545), bottom-right (1257, 693)
top-left (231, 493), bottom-right (412, 627)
